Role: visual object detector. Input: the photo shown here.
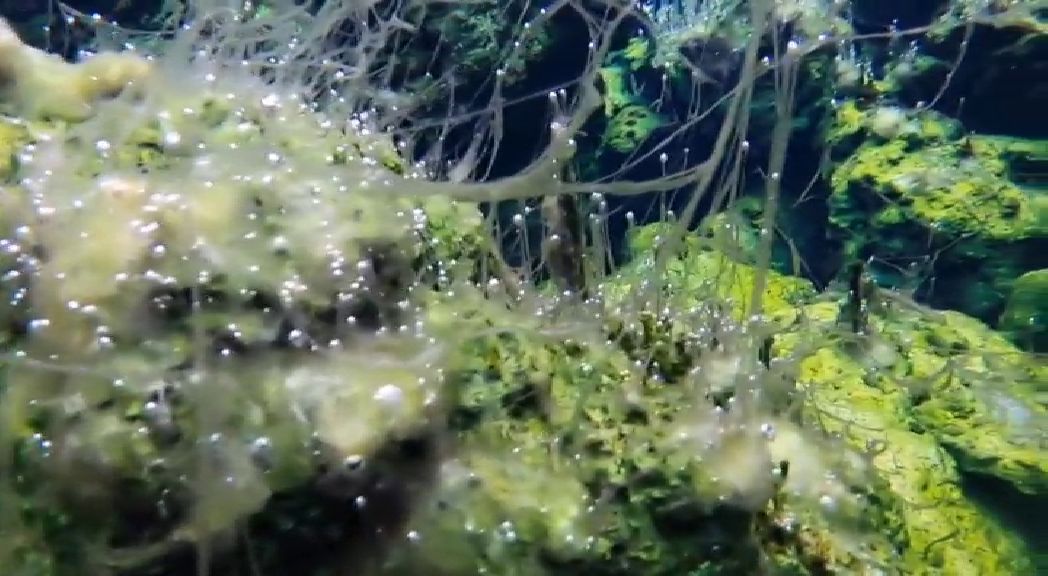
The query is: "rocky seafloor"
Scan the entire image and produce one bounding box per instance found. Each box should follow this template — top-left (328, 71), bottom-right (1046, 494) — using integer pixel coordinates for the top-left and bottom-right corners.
top-left (0, 1), bottom-right (1045, 575)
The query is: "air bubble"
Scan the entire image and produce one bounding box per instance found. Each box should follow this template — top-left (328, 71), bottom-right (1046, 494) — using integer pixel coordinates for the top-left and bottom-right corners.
top-left (818, 495), bottom-right (836, 511)
top-left (344, 454), bottom-right (365, 472)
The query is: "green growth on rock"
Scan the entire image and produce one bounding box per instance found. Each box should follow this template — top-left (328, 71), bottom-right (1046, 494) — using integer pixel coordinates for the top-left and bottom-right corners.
top-left (0, 117), bottom-right (29, 180)
top-left (618, 36), bottom-right (654, 72)
top-left (999, 268), bottom-right (1048, 352)
top-left (597, 65), bottom-right (638, 117)
top-left (595, 48), bottom-right (666, 155)
top-left (828, 103), bottom-right (1047, 322)
top-left (881, 307), bottom-right (1046, 496)
top-left (613, 220), bottom-right (816, 319)
top-left (775, 301), bottom-right (1038, 575)
top-left (601, 104), bottom-right (666, 154)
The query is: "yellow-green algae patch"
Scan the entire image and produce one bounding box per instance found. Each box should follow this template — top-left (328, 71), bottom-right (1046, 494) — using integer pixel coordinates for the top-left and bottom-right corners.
top-left (0, 18), bottom-right (152, 122)
top-left (903, 311), bottom-right (1047, 495)
top-left (0, 117), bottom-right (29, 179)
top-left (428, 302), bottom-right (902, 574)
top-left (831, 134), bottom-right (1036, 241)
top-left (999, 268), bottom-right (1048, 351)
top-left (827, 102), bottom-right (1047, 322)
top-left (775, 301), bottom-right (1037, 575)
top-left (609, 219), bottom-right (817, 319)
top-left (609, 224), bottom-right (1039, 573)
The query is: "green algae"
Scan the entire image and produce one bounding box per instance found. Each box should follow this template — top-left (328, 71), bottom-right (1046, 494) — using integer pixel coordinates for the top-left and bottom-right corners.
top-left (597, 65), bottom-right (636, 117)
top-left (828, 103), bottom-right (1048, 322)
top-left (999, 268), bottom-right (1048, 351)
top-left (3, 175), bottom-right (1043, 574)
top-left (601, 103), bottom-right (667, 154)
top-left (433, 304), bottom-right (890, 575)
top-left (595, 43), bottom-right (668, 155)
top-left (607, 224), bottom-right (1042, 573)
top-left (0, 4), bottom-right (1045, 575)
top-left (620, 36), bottom-right (654, 72)
top-left (0, 33), bottom-right (472, 575)
top-left (904, 311), bottom-right (1047, 495)
top-left (776, 302), bottom-right (1037, 575)
top-left (0, 117), bottom-right (28, 180)
top-left (613, 220), bottom-right (816, 318)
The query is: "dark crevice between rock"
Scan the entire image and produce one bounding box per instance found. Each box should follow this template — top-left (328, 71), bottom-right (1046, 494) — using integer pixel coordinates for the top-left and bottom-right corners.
top-left (956, 467), bottom-right (1048, 571)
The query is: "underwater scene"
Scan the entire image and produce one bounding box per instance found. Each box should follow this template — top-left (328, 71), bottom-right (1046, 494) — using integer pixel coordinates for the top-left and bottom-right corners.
top-left (0, 0), bottom-right (1045, 574)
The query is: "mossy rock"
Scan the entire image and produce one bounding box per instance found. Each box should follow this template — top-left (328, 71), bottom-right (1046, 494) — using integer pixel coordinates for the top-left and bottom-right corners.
top-left (597, 65), bottom-right (638, 117)
top-left (611, 228), bottom-right (1044, 572)
top-left (903, 311), bottom-right (1048, 495)
top-left (0, 117), bottom-right (29, 179)
top-left (600, 104), bottom-right (666, 154)
top-left (0, 36), bottom-right (481, 574)
top-left (602, 223), bottom-right (1036, 572)
top-left (999, 268), bottom-right (1048, 352)
top-left (775, 302), bottom-right (1037, 574)
top-left (828, 104), bottom-right (1048, 322)
top-left (613, 221), bottom-right (816, 319)
top-left (795, 293), bottom-right (1047, 498)
top-left (428, 308), bottom-right (902, 575)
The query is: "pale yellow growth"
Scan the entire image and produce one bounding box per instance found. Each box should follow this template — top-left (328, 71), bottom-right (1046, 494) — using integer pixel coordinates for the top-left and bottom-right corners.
top-left (289, 338), bottom-right (448, 459)
top-left (694, 429), bottom-right (778, 510)
top-left (0, 18), bottom-right (152, 121)
top-left (30, 175), bottom-right (152, 356)
top-left (767, 419), bottom-right (869, 505)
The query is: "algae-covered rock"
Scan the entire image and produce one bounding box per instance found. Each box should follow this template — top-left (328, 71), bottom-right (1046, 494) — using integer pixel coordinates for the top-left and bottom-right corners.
top-left (771, 279), bottom-right (1046, 572)
top-left (611, 219), bottom-right (816, 318)
top-left (380, 435), bottom-right (598, 575)
top-left (901, 311), bottom-right (1047, 495)
top-left (828, 102), bottom-right (1048, 322)
top-left (0, 116), bottom-right (29, 179)
top-left (593, 41), bottom-right (671, 157)
top-left (4, 196), bottom-right (1042, 576)
top-left (0, 18), bottom-right (152, 121)
top-left (600, 103), bottom-right (667, 154)
top-left (416, 299), bottom-right (899, 575)
top-left (999, 268), bottom-right (1048, 352)
top-left (2, 338), bottom-right (455, 573)
top-left (782, 326), bottom-right (1032, 575)
top-left (19, 155), bottom-right (1021, 576)
top-left (604, 224), bottom-right (1041, 573)
top-left (0, 19), bottom-right (471, 575)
